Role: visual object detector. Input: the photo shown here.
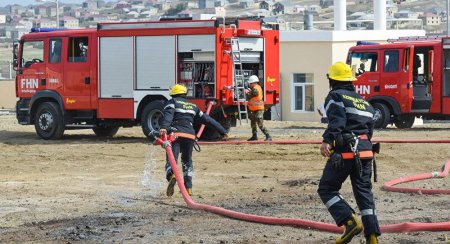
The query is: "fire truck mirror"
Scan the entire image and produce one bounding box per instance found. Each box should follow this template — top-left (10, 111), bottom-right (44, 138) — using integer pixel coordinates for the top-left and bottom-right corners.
top-left (12, 43), bottom-right (19, 69)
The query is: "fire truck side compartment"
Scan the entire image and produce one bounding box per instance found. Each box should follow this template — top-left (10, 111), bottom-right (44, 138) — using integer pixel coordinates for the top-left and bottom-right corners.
top-left (136, 35), bottom-right (176, 90)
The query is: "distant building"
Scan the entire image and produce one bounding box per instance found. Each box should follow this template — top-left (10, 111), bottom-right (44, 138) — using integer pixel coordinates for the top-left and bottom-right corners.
top-left (187, 1), bottom-right (199, 9)
top-left (33, 19), bottom-right (57, 28)
top-left (259, 0), bottom-right (275, 12)
top-left (35, 5), bottom-right (49, 17)
top-left (307, 5), bottom-right (321, 14)
top-left (18, 19), bottom-right (33, 29)
top-left (420, 12), bottom-right (441, 26)
top-left (1, 26), bottom-right (28, 40)
top-left (394, 10), bottom-right (419, 19)
top-left (10, 5), bottom-right (26, 15)
top-left (240, 0), bottom-right (255, 9)
top-left (115, 1), bottom-right (132, 10)
top-left (0, 15), bottom-right (6, 24)
top-left (273, 1), bottom-right (296, 15)
top-left (215, 0), bottom-right (228, 7)
top-left (83, 0), bottom-right (99, 10)
top-left (198, 0), bottom-right (214, 9)
top-left (60, 16), bottom-right (79, 28)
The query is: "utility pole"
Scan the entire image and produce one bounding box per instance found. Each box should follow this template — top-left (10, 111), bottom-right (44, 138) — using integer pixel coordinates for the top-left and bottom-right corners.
top-left (447, 0), bottom-right (450, 35)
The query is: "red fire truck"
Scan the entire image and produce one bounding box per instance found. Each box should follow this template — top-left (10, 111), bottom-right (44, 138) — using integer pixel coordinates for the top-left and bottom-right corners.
top-left (13, 19), bottom-right (280, 140)
top-left (347, 37), bottom-right (450, 129)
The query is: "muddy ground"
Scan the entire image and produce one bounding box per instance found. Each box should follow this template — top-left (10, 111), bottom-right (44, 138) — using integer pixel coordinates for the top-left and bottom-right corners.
top-left (0, 114), bottom-right (449, 243)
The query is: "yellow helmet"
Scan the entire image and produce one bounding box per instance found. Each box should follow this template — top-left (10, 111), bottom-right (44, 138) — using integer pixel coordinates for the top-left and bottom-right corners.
top-left (169, 84), bottom-right (187, 96)
top-left (328, 61), bottom-right (357, 82)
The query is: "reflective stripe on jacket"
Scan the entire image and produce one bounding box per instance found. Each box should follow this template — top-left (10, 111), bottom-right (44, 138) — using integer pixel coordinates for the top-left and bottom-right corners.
top-left (248, 84), bottom-right (264, 111)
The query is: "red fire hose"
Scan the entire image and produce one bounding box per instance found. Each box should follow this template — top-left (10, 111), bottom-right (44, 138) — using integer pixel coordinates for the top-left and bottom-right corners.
top-left (196, 101), bottom-right (214, 139)
top-left (384, 160), bottom-right (450, 194)
top-left (153, 135), bottom-right (450, 233)
top-left (198, 138), bottom-right (450, 145)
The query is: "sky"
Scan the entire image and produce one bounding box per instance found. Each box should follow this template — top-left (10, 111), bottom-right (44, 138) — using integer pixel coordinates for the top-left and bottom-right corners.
top-left (0, 0), bottom-right (85, 7)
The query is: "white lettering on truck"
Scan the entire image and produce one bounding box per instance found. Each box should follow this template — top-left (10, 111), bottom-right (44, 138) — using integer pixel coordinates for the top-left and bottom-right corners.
top-left (20, 78), bottom-right (39, 93)
top-left (385, 84), bottom-right (397, 89)
top-left (355, 85), bottom-right (370, 95)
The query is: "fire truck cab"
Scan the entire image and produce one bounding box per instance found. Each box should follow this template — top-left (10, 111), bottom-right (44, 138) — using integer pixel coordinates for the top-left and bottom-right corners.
top-left (348, 37), bottom-right (450, 129)
top-left (13, 19), bottom-right (280, 140)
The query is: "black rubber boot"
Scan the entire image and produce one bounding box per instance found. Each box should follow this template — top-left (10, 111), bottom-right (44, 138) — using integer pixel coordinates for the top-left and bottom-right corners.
top-left (247, 133), bottom-right (258, 141)
top-left (166, 174), bottom-right (176, 197)
top-left (336, 213), bottom-right (363, 244)
top-left (264, 134), bottom-right (272, 141)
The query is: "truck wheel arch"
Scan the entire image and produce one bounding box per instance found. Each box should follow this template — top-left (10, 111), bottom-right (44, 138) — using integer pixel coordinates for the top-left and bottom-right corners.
top-left (367, 96), bottom-right (401, 116)
top-left (138, 95), bottom-right (168, 137)
top-left (30, 91), bottom-right (65, 124)
top-left (136, 95), bottom-right (168, 122)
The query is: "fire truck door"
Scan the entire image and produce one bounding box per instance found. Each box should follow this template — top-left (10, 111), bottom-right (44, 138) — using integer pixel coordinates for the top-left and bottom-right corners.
top-left (380, 49), bottom-right (411, 112)
top-left (46, 38), bottom-right (64, 96)
top-left (63, 35), bottom-right (92, 110)
top-left (18, 40), bottom-right (46, 97)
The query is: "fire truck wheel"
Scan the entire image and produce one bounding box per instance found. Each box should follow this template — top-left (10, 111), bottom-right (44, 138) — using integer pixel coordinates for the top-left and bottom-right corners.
top-left (141, 100), bottom-right (164, 137)
top-left (34, 102), bottom-right (65, 140)
top-left (93, 126), bottom-right (120, 137)
top-left (394, 115), bottom-right (415, 129)
top-left (372, 103), bottom-right (390, 129)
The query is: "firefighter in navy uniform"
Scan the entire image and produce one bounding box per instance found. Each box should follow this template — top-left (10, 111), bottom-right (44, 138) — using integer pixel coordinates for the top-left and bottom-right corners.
top-left (317, 62), bottom-right (380, 244)
top-left (160, 84), bottom-right (229, 197)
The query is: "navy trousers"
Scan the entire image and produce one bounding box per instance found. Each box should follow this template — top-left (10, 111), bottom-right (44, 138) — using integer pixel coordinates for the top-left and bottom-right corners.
top-left (165, 137), bottom-right (194, 189)
top-left (317, 157), bottom-right (381, 236)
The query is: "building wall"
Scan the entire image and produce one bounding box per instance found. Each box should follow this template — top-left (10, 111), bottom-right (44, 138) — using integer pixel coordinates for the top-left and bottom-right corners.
top-left (279, 41), bottom-right (332, 122)
top-left (0, 80), bottom-right (16, 109)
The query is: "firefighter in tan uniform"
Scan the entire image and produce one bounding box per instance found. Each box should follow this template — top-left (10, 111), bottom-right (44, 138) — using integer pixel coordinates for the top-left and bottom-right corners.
top-left (318, 62), bottom-right (380, 244)
top-left (245, 75), bottom-right (272, 141)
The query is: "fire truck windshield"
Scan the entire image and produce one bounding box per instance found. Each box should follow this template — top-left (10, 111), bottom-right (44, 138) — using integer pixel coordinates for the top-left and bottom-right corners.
top-left (21, 41), bottom-right (44, 68)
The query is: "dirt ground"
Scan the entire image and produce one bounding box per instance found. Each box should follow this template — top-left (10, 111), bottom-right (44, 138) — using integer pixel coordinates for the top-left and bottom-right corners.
top-left (0, 114), bottom-right (449, 243)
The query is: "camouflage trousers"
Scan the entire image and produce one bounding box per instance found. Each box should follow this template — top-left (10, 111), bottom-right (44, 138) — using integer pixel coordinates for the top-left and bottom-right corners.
top-left (248, 110), bottom-right (269, 136)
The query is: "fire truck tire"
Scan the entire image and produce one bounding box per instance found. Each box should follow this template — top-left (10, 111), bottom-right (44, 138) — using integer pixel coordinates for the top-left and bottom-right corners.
top-left (141, 100), bottom-right (164, 137)
top-left (372, 103), bottom-right (390, 129)
top-left (394, 115), bottom-right (415, 129)
top-left (93, 126), bottom-right (120, 137)
top-left (34, 102), bottom-right (65, 140)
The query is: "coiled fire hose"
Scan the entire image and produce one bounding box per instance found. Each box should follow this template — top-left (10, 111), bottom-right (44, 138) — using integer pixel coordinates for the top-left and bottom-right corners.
top-left (151, 135), bottom-right (450, 233)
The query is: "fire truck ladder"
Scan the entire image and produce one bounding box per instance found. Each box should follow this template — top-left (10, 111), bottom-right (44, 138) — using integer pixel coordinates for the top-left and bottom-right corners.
top-left (229, 37), bottom-right (248, 124)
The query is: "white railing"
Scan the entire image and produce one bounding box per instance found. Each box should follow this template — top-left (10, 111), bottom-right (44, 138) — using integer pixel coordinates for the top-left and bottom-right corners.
top-left (280, 18), bottom-right (424, 31)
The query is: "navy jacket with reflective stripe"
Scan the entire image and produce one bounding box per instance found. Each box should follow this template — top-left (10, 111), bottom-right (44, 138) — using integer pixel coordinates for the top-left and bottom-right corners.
top-left (160, 96), bottom-right (227, 137)
top-left (322, 84), bottom-right (375, 152)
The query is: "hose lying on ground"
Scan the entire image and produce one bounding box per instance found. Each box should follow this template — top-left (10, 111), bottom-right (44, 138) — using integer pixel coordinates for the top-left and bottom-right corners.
top-left (154, 136), bottom-right (450, 233)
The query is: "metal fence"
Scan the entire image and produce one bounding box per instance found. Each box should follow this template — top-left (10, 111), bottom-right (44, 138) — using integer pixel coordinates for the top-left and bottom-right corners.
top-left (0, 62), bottom-right (14, 80)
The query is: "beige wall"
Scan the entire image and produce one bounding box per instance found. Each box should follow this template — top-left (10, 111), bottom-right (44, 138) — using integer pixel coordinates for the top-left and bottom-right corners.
top-left (0, 80), bottom-right (16, 109)
top-left (279, 41), bottom-right (359, 122)
top-left (280, 41), bottom-right (333, 122)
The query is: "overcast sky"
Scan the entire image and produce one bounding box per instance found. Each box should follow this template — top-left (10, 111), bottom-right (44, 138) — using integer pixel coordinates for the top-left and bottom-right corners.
top-left (0, 0), bottom-right (85, 7)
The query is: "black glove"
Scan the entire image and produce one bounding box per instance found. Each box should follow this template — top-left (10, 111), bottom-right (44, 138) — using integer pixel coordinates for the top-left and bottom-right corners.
top-left (329, 153), bottom-right (344, 170)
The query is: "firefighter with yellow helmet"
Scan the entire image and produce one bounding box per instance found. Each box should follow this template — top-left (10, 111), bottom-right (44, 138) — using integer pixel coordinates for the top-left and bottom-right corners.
top-left (245, 75), bottom-right (272, 141)
top-left (160, 84), bottom-right (229, 197)
top-left (318, 62), bottom-right (380, 244)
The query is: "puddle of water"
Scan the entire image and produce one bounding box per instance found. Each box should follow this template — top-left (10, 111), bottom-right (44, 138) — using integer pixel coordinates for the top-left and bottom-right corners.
top-left (140, 146), bottom-right (163, 197)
